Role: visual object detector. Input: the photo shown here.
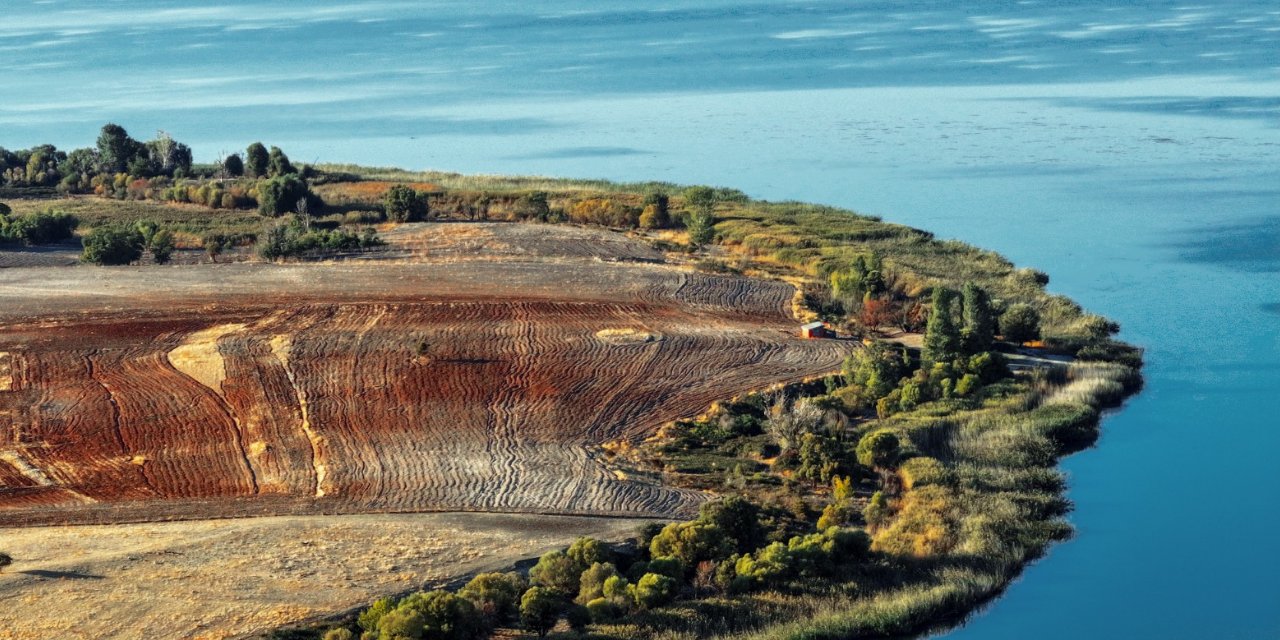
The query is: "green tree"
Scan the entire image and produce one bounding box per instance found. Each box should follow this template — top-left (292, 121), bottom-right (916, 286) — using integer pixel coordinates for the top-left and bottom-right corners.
top-left (82, 225), bottom-right (145, 265)
top-left (520, 587), bottom-right (564, 637)
top-left (145, 131), bottom-right (192, 176)
top-left (96, 123), bottom-right (141, 174)
top-left (396, 590), bottom-right (483, 640)
top-left (358, 597), bottom-right (396, 633)
top-left (1000, 303), bottom-right (1041, 343)
top-left (257, 175), bottom-right (319, 217)
top-left (383, 184), bottom-right (430, 222)
top-left (649, 522), bottom-right (733, 569)
top-left (855, 430), bottom-right (900, 470)
top-left (245, 142), bottom-right (269, 178)
top-left (377, 608), bottom-right (425, 640)
top-left (863, 491), bottom-right (891, 530)
top-left (687, 209), bottom-right (715, 245)
top-left (202, 232), bottom-right (227, 263)
top-left (267, 146), bottom-right (296, 177)
top-left (817, 501), bottom-right (856, 530)
top-left (797, 432), bottom-right (844, 486)
top-left (149, 229), bottom-right (175, 265)
top-left (961, 282), bottom-right (995, 353)
top-left (697, 496), bottom-right (766, 554)
top-left (631, 573), bottom-right (676, 610)
top-left (458, 572), bottom-right (525, 623)
top-left (922, 287), bottom-right (961, 366)
top-left (682, 185), bottom-right (716, 213)
top-left (529, 550), bottom-right (580, 595)
top-left (577, 562), bottom-right (620, 604)
top-left (514, 191), bottom-right (550, 220)
top-left (223, 153), bottom-right (244, 177)
top-left (566, 537), bottom-right (611, 572)
top-left (639, 192), bottom-right (670, 229)
top-left (843, 341), bottom-right (906, 405)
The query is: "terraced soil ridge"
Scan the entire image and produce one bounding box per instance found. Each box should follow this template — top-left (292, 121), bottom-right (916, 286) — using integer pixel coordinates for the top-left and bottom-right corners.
top-left (0, 225), bottom-right (847, 526)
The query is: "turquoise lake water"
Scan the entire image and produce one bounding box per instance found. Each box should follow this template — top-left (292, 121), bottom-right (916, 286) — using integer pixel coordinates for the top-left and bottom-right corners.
top-left (2, 2), bottom-right (1278, 637)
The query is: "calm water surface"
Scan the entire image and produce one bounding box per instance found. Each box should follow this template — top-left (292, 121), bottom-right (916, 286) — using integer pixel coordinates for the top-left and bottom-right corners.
top-left (3, 2), bottom-right (1278, 638)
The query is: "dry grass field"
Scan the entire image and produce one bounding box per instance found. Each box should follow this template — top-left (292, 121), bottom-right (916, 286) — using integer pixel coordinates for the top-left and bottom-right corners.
top-left (0, 512), bottom-right (649, 640)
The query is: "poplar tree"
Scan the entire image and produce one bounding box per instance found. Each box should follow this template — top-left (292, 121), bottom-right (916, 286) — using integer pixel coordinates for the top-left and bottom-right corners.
top-left (961, 282), bottom-right (995, 353)
top-left (922, 287), bottom-right (961, 366)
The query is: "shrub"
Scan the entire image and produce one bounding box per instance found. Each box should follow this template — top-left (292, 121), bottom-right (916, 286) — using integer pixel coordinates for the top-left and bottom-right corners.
top-left (0, 210), bottom-right (78, 245)
top-left (376, 608), bottom-right (425, 640)
top-left (855, 430), bottom-right (901, 470)
top-left (568, 198), bottom-right (638, 227)
top-left (566, 537), bottom-right (612, 572)
top-left (631, 573), bottom-right (676, 609)
top-left (734, 542), bottom-right (791, 587)
top-left (900, 456), bottom-right (953, 490)
top-left (864, 491), bottom-right (891, 531)
top-left (871, 485), bottom-right (958, 557)
top-left (384, 184), bottom-right (429, 222)
top-left (577, 562), bottom-right (621, 604)
top-left (82, 225), bottom-right (144, 265)
top-left (585, 597), bottom-right (618, 623)
top-left (258, 175), bottom-right (321, 217)
top-left (643, 556), bottom-right (685, 581)
top-left (817, 501), bottom-right (856, 530)
top-left (565, 603), bottom-right (590, 632)
top-left (520, 586), bottom-right (564, 637)
top-left (649, 522), bottom-right (733, 569)
top-left (530, 550), bottom-right (580, 595)
top-left (322, 628), bottom-right (354, 640)
top-left (395, 590), bottom-right (483, 640)
top-left (149, 229), bottom-right (175, 264)
top-left (1000, 303), bottom-right (1041, 343)
top-left (358, 597), bottom-right (396, 633)
top-left (697, 496), bottom-right (767, 554)
top-left (459, 572), bottom-right (525, 623)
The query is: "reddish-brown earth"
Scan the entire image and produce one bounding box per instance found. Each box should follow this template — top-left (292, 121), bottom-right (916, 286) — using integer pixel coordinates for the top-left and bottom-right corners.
top-left (0, 224), bottom-right (846, 526)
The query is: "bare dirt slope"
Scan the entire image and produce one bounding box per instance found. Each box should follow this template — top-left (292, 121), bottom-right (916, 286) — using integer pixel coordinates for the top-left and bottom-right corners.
top-left (0, 512), bottom-right (647, 640)
top-left (0, 223), bottom-right (847, 525)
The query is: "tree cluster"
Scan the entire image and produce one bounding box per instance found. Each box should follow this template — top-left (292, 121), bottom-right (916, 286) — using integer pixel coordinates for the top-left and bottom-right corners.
top-left (257, 218), bottom-right (382, 261)
top-left (0, 208), bottom-right (78, 245)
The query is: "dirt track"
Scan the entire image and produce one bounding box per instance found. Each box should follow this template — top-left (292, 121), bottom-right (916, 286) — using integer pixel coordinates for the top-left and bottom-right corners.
top-left (0, 224), bottom-right (847, 525)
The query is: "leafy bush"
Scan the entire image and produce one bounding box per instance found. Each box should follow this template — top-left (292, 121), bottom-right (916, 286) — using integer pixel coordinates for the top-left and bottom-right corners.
top-left (529, 550), bottom-right (581, 596)
top-left (384, 184), bottom-right (429, 222)
top-left (257, 174), bottom-right (322, 216)
top-left (1000, 303), bottom-right (1041, 343)
top-left (458, 572), bottom-right (525, 623)
top-left (631, 573), bottom-right (677, 609)
top-left (649, 522), bottom-right (733, 570)
top-left (577, 562), bottom-right (621, 604)
top-left (520, 586), bottom-right (564, 637)
top-left (81, 225), bottom-right (144, 265)
top-left (855, 430), bottom-right (901, 469)
top-left (0, 210), bottom-right (78, 245)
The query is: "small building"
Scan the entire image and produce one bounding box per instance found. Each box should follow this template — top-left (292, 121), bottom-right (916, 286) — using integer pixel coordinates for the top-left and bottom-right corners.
top-left (800, 321), bottom-right (833, 339)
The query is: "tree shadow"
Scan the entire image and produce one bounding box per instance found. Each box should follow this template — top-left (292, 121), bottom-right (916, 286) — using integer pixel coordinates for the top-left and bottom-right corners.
top-left (19, 569), bottom-right (105, 580)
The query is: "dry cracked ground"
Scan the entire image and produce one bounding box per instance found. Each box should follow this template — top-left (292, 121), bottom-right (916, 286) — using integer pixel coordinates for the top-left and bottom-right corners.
top-left (0, 222), bottom-right (847, 638)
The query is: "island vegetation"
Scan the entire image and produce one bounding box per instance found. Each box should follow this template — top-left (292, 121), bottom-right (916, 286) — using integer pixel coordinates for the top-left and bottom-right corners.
top-left (0, 125), bottom-right (1141, 640)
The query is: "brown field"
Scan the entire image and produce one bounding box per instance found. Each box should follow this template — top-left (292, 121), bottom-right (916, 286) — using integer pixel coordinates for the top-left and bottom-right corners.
top-left (0, 223), bottom-right (847, 526)
top-left (0, 512), bottom-right (649, 640)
